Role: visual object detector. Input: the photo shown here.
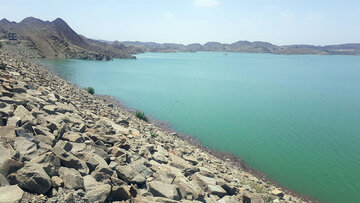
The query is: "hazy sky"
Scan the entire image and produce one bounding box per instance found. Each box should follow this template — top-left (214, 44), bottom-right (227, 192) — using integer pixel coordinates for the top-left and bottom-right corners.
top-left (1, 0), bottom-right (359, 45)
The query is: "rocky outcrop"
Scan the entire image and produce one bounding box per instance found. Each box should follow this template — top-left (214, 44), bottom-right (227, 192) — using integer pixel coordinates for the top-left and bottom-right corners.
top-left (0, 47), bottom-right (312, 202)
top-left (0, 17), bottom-right (136, 60)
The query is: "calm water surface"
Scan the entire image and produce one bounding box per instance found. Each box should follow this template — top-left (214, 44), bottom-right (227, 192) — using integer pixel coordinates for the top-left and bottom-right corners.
top-left (41, 52), bottom-right (360, 203)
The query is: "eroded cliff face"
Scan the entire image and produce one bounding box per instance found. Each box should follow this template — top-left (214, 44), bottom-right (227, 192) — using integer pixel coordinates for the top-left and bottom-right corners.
top-left (0, 17), bottom-right (136, 60)
top-left (0, 47), bottom-right (313, 202)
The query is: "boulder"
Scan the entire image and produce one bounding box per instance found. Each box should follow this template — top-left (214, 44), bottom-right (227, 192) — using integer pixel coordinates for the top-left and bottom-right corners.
top-left (13, 105), bottom-right (36, 129)
top-left (62, 132), bottom-right (84, 143)
top-left (183, 155), bottom-right (199, 165)
top-left (153, 152), bottom-right (168, 164)
top-left (29, 152), bottom-right (61, 177)
top-left (83, 175), bottom-right (111, 202)
top-left (43, 103), bottom-right (75, 114)
top-left (0, 145), bottom-right (11, 166)
top-left (6, 117), bottom-right (20, 127)
top-left (69, 143), bottom-right (86, 154)
top-left (272, 188), bottom-right (284, 198)
top-left (176, 180), bottom-right (204, 200)
top-left (0, 174), bottom-right (9, 186)
top-left (58, 167), bottom-right (84, 189)
top-left (148, 181), bottom-right (181, 200)
top-left (33, 126), bottom-right (55, 140)
top-left (16, 164), bottom-right (52, 194)
top-left (109, 185), bottom-right (132, 201)
top-left (54, 140), bottom-right (73, 152)
top-left (52, 146), bottom-right (89, 175)
top-left (192, 173), bottom-right (217, 188)
top-left (86, 153), bottom-right (108, 172)
top-left (199, 167), bottom-right (215, 178)
top-left (207, 184), bottom-right (227, 198)
top-left (0, 185), bottom-right (24, 203)
top-left (51, 176), bottom-right (64, 187)
top-left (0, 102), bottom-right (14, 117)
top-left (0, 126), bottom-right (16, 144)
top-left (91, 165), bottom-right (113, 183)
top-left (14, 136), bottom-right (38, 161)
top-left (115, 159), bottom-right (152, 185)
top-left (219, 195), bottom-right (242, 203)
top-left (115, 165), bottom-right (136, 183)
top-left (169, 154), bottom-right (192, 169)
top-left (241, 192), bottom-right (264, 203)
top-left (0, 159), bottom-right (23, 176)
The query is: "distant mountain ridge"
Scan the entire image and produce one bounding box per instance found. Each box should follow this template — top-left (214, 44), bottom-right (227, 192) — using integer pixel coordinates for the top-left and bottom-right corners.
top-left (122, 41), bottom-right (360, 55)
top-left (1, 17), bottom-right (359, 59)
top-left (0, 17), bottom-right (136, 60)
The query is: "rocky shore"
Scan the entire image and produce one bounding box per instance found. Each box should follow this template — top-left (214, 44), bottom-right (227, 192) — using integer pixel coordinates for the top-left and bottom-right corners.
top-left (0, 47), bottom-right (313, 203)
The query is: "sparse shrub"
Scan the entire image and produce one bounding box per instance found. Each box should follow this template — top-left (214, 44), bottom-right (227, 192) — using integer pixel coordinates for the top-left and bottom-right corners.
top-left (87, 87), bottom-right (95, 95)
top-left (151, 132), bottom-right (158, 138)
top-left (135, 111), bottom-right (149, 122)
top-left (250, 183), bottom-right (264, 193)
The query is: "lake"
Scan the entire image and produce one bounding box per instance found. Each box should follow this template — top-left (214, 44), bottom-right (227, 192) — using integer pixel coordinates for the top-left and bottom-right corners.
top-left (40, 52), bottom-right (360, 203)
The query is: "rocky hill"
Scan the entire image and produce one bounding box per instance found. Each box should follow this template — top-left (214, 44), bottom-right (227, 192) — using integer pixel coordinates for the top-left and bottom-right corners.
top-left (0, 17), bottom-right (136, 60)
top-left (0, 44), bottom-right (315, 202)
top-left (122, 40), bottom-right (360, 55)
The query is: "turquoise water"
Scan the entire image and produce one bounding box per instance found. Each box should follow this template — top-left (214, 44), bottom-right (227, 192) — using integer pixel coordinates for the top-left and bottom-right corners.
top-left (41, 52), bottom-right (360, 203)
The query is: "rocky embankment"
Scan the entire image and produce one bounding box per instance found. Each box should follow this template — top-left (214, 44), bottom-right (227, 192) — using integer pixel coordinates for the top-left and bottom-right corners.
top-left (0, 47), bottom-right (310, 203)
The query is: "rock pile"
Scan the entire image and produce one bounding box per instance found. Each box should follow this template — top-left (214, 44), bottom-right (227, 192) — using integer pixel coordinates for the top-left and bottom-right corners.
top-left (0, 48), bottom-right (310, 202)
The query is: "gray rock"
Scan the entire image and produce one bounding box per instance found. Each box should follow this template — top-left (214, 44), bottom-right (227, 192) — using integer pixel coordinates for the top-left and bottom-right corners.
top-left (54, 140), bottom-right (73, 152)
top-left (51, 176), bottom-right (64, 187)
top-left (62, 132), bottom-right (84, 143)
top-left (218, 195), bottom-right (242, 203)
top-left (14, 136), bottom-right (38, 161)
top-left (0, 159), bottom-right (23, 176)
top-left (13, 105), bottom-right (36, 129)
top-left (0, 126), bottom-right (16, 144)
top-left (241, 192), bottom-right (264, 203)
top-left (148, 181), bottom-right (181, 200)
top-left (59, 167), bottom-right (84, 190)
top-left (91, 165), bottom-right (113, 183)
top-left (109, 185), bottom-right (132, 201)
top-left (70, 143), bottom-right (86, 153)
top-left (0, 185), bottom-right (24, 203)
top-left (0, 102), bottom-right (14, 117)
top-left (183, 155), bottom-right (198, 165)
top-left (29, 152), bottom-right (61, 177)
top-left (6, 117), bottom-right (21, 127)
top-left (16, 164), bottom-right (52, 194)
top-left (115, 159), bottom-right (152, 185)
top-left (86, 153), bottom-right (108, 172)
top-left (52, 146), bottom-right (89, 175)
top-left (83, 175), bottom-right (111, 202)
top-left (115, 165), bottom-right (136, 183)
top-left (153, 152), bottom-right (168, 164)
top-left (192, 173), bottom-right (217, 188)
top-left (199, 167), bottom-right (215, 178)
top-left (0, 145), bottom-right (11, 166)
top-left (0, 173), bottom-right (9, 186)
top-left (207, 184), bottom-right (227, 198)
top-left (169, 154), bottom-right (192, 169)
top-left (176, 180), bottom-right (204, 200)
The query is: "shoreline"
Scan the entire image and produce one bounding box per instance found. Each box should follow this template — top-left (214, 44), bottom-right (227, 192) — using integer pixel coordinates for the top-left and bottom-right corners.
top-left (96, 94), bottom-right (319, 203)
top-left (0, 45), bottom-right (317, 202)
top-left (38, 57), bottom-right (319, 203)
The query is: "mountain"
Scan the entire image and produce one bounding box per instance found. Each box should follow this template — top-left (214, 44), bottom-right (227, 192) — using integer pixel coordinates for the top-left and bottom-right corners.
top-left (0, 17), bottom-right (136, 60)
top-left (1, 17), bottom-right (359, 58)
top-left (122, 40), bottom-right (360, 55)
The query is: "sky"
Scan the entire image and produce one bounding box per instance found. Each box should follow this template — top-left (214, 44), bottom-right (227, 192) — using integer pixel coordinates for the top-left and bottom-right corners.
top-left (1, 0), bottom-right (359, 45)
